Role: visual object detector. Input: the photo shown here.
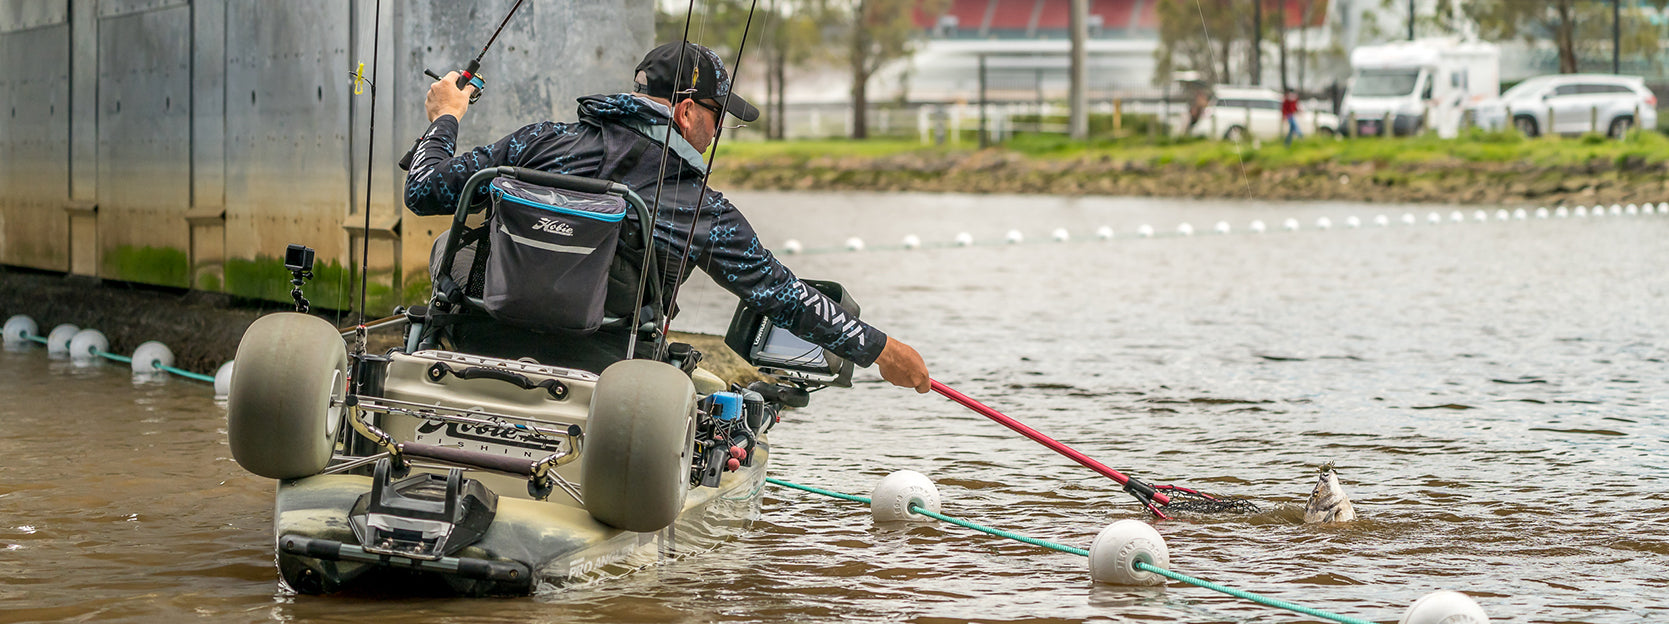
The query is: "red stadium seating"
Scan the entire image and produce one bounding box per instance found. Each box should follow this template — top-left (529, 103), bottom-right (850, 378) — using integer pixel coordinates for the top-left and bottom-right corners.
top-left (1035, 0), bottom-right (1070, 29)
top-left (987, 0), bottom-right (1035, 32)
top-left (1090, 0), bottom-right (1136, 31)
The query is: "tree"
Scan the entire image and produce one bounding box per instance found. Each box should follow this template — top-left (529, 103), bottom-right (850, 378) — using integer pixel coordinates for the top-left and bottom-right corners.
top-left (761, 0), bottom-right (833, 139)
top-left (1467, 0), bottom-right (1669, 74)
top-left (1155, 0), bottom-right (1235, 86)
top-left (845, 0), bottom-right (947, 139)
top-left (656, 1), bottom-right (836, 141)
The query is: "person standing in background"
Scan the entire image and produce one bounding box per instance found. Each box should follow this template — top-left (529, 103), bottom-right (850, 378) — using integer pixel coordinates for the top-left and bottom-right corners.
top-left (1282, 90), bottom-right (1302, 147)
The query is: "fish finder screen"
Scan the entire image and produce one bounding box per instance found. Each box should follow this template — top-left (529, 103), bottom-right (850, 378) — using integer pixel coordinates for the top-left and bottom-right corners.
top-left (754, 325), bottom-right (828, 369)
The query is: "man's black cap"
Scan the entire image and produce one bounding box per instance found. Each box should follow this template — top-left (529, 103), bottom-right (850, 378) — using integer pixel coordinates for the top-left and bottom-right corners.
top-left (634, 42), bottom-right (759, 123)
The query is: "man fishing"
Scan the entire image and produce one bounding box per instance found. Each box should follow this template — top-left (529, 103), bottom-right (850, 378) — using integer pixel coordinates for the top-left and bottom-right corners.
top-left (402, 42), bottom-right (931, 393)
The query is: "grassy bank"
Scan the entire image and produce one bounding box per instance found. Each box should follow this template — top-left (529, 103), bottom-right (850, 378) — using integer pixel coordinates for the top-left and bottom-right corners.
top-left (713, 130), bottom-right (1669, 205)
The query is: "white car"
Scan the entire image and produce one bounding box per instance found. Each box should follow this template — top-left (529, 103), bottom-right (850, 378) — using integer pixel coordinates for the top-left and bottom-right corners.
top-left (1186, 87), bottom-right (1340, 141)
top-left (1472, 74), bottom-right (1658, 138)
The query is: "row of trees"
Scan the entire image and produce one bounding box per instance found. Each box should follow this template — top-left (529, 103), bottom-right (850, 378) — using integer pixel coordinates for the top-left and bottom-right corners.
top-left (1155, 0), bottom-right (1669, 92)
top-left (654, 0), bottom-right (946, 139)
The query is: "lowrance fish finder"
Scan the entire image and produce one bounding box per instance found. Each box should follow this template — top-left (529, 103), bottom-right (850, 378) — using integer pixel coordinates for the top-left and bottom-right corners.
top-left (724, 279), bottom-right (857, 387)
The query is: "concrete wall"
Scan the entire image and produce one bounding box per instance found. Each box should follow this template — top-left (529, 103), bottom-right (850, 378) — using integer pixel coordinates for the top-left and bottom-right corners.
top-left (0, 0), bottom-right (652, 312)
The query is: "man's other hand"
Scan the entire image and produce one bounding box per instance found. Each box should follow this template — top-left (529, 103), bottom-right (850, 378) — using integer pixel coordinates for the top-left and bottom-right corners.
top-left (875, 337), bottom-right (930, 393)
top-left (426, 71), bottom-right (477, 123)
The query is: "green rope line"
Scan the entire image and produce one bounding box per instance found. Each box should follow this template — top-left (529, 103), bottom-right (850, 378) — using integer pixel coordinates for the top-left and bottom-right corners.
top-left (768, 477), bottom-right (1375, 624)
top-left (85, 346), bottom-right (216, 384)
top-left (767, 476), bottom-right (872, 504)
top-left (1133, 562), bottom-right (1376, 624)
top-left (27, 335), bottom-right (47, 344)
top-left (157, 363), bottom-right (215, 383)
top-left (93, 349), bottom-right (132, 364)
top-left (909, 507), bottom-right (1089, 556)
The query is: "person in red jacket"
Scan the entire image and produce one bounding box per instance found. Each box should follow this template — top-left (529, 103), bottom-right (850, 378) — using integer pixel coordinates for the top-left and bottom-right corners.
top-left (1282, 90), bottom-right (1302, 147)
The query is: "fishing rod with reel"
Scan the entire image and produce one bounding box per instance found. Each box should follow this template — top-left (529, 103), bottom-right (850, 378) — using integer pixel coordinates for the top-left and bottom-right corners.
top-left (397, 0), bottom-right (529, 171)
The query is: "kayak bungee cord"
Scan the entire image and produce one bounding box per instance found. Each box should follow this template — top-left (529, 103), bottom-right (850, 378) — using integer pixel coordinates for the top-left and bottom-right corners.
top-left (930, 380), bottom-right (1257, 518)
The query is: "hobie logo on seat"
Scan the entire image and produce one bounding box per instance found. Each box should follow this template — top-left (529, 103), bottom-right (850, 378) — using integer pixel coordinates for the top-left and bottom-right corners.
top-left (532, 217), bottom-right (574, 236)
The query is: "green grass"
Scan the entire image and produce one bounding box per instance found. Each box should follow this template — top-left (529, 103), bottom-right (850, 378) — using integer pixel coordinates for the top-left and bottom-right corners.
top-left (721, 129), bottom-right (1669, 170)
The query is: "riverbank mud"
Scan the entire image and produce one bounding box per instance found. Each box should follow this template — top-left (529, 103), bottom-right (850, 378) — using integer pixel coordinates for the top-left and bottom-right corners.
top-left (714, 150), bottom-right (1669, 206)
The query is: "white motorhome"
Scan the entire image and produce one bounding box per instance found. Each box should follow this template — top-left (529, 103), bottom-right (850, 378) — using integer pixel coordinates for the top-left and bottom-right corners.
top-left (1341, 40), bottom-right (1499, 138)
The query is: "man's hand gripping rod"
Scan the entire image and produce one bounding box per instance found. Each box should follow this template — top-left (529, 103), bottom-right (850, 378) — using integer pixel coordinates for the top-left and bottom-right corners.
top-left (397, 0), bottom-right (526, 170)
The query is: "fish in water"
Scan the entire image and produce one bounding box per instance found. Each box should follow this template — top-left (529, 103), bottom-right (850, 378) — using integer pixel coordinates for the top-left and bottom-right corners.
top-left (1304, 463), bottom-right (1357, 523)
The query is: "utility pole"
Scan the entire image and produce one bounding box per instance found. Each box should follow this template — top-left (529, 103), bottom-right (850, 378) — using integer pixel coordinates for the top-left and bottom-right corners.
top-left (1252, 0), bottom-right (1263, 86)
top-left (1613, 0), bottom-right (1621, 74)
top-left (1069, 0), bottom-right (1088, 139)
top-left (1407, 0), bottom-right (1415, 41)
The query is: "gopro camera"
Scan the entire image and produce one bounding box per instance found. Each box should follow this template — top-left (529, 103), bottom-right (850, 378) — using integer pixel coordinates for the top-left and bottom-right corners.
top-left (284, 244), bottom-right (315, 273)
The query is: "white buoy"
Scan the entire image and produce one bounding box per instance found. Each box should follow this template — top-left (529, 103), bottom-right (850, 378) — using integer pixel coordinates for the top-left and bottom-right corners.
top-left (3, 315), bottom-right (37, 347)
top-left (901, 234), bottom-right (922, 250)
top-left (1512, 208), bottom-right (1527, 220)
top-left (1426, 212), bottom-right (1441, 225)
top-left (1575, 205), bottom-right (1589, 217)
top-left (1249, 220), bottom-right (1267, 233)
top-left (1472, 210), bottom-right (1488, 222)
top-left (1448, 211), bottom-right (1464, 223)
top-left (1213, 221), bottom-right (1231, 235)
top-left (870, 470), bottom-right (941, 523)
top-left (1494, 209), bottom-right (1510, 221)
top-left (130, 341), bottom-right (174, 377)
top-left (844, 237), bottom-right (865, 252)
top-left (1094, 226), bottom-right (1113, 240)
top-left (1626, 203), bottom-right (1638, 215)
top-left (46, 324), bottom-right (80, 357)
top-left (1555, 206), bottom-right (1569, 217)
top-left (1315, 217), bottom-right (1332, 230)
top-left (1644, 203), bottom-right (1657, 215)
top-left (1610, 203), bottom-right (1622, 215)
top-left (68, 328), bottom-right (108, 364)
top-left (1535, 207), bottom-right (1549, 219)
top-left (1399, 590), bottom-right (1489, 624)
top-left (214, 361), bottom-right (236, 399)
top-left (1374, 214), bottom-right (1390, 227)
top-left (1088, 520), bottom-right (1171, 586)
top-left (1345, 216), bottom-right (1361, 228)
top-left (1401, 213), bottom-right (1417, 225)
top-left (782, 239), bottom-right (803, 254)
top-left (1175, 223), bottom-right (1194, 236)
top-left (1137, 224), bottom-right (1155, 238)
top-left (1282, 218), bottom-right (1300, 231)
top-left (1051, 228), bottom-right (1070, 242)
top-left (1005, 229), bottom-right (1024, 244)
top-left (955, 232), bottom-right (974, 246)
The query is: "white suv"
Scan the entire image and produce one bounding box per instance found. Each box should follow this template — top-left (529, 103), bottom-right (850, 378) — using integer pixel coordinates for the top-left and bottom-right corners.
top-left (1473, 74), bottom-right (1658, 138)
top-left (1183, 86), bottom-right (1340, 141)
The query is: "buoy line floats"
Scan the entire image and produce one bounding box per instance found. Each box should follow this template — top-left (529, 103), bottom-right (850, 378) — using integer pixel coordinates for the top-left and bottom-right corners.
top-left (772, 472), bottom-right (1491, 624)
top-left (780, 202), bottom-right (1665, 256)
top-left (4, 313), bottom-right (1489, 622)
top-left (1, 316), bottom-right (232, 394)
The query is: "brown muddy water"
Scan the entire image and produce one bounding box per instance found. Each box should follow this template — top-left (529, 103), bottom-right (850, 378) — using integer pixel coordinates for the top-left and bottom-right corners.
top-left (3, 192), bottom-right (1667, 623)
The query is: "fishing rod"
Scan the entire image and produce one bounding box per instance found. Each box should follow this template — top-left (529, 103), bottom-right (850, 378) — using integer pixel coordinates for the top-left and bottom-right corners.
top-left (930, 380), bottom-right (1247, 519)
top-left (398, 0), bottom-right (530, 170)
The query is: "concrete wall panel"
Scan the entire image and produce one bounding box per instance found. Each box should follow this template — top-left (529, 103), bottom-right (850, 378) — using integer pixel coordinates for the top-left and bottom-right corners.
top-left (1, 0), bottom-right (652, 311)
top-left (0, 23), bottom-right (71, 270)
top-left (96, 6), bottom-right (191, 285)
top-left (223, 0), bottom-right (351, 305)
